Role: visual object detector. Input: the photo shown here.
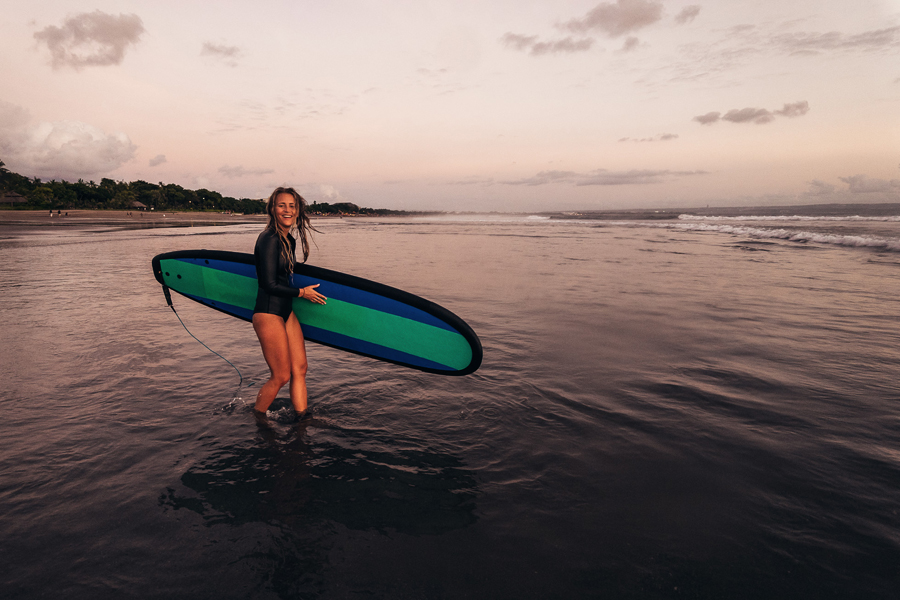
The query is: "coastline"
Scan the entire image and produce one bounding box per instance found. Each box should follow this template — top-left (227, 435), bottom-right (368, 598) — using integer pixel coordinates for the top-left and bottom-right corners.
top-left (0, 209), bottom-right (269, 230)
top-left (0, 209), bottom-right (440, 231)
top-left (4, 202), bottom-right (899, 231)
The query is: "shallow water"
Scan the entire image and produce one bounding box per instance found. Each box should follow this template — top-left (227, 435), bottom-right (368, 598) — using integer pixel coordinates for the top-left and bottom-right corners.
top-left (1, 213), bottom-right (899, 599)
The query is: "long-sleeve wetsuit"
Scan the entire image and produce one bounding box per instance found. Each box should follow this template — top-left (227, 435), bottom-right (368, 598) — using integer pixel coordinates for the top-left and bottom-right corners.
top-left (254, 229), bottom-right (299, 320)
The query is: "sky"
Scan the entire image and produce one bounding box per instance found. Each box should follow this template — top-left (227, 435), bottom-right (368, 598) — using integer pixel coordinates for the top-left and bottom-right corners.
top-left (1, 0), bottom-right (899, 211)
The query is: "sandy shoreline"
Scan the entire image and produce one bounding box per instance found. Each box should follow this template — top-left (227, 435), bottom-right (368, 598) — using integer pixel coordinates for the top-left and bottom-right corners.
top-left (0, 209), bottom-right (269, 229)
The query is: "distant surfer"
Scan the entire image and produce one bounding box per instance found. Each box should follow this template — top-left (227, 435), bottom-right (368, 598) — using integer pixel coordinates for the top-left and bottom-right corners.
top-left (252, 187), bottom-right (326, 416)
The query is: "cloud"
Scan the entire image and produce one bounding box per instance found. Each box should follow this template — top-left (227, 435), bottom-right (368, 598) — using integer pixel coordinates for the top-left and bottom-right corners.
top-left (0, 100), bottom-right (136, 179)
top-left (722, 107), bottom-right (775, 124)
top-left (218, 165), bottom-right (275, 178)
top-left (693, 111), bottom-right (721, 125)
top-left (577, 169), bottom-right (707, 186)
top-left (561, 0), bottom-right (663, 37)
top-left (838, 175), bottom-right (900, 194)
top-left (773, 101), bottom-right (810, 117)
top-left (502, 168), bottom-right (706, 186)
top-left (674, 6), bottom-right (701, 25)
top-left (447, 176), bottom-right (495, 186)
top-left (33, 11), bottom-right (144, 70)
top-left (806, 180), bottom-right (835, 196)
top-left (149, 154), bottom-right (166, 167)
top-left (772, 26), bottom-right (900, 55)
top-left (533, 37), bottom-right (595, 55)
top-left (502, 0), bottom-right (663, 57)
top-left (654, 24), bottom-right (899, 90)
top-left (501, 33), bottom-right (594, 55)
top-left (502, 170), bottom-right (581, 186)
top-left (500, 33), bottom-right (537, 51)
top-left (694, 102), bottom-right (810, 125)
top-left (618, 133), bottom-right (678, 142)
top-left (317, 184), bottom-right (343, 201)
top-left (620, 36), bottom-right (640, 52)
top-left (201, 42), bottom-right (242, 66)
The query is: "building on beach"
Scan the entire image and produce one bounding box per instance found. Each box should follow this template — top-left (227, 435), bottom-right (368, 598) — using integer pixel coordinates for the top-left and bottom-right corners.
top-left (0, 191), bottom-right (27, 206)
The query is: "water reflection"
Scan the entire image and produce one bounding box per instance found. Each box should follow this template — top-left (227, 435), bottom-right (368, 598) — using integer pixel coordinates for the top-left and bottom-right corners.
top-left (161, 415), bottom-right (477, 534)
top-left (158, 412), bottom-right (478, 594)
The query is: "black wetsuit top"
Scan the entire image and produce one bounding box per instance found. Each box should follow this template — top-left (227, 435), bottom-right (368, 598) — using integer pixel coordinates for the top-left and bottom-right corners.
top-left (254, 229), bottom-right (299, 320)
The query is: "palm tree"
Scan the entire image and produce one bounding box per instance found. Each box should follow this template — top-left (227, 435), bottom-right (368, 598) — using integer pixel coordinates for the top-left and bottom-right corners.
top-left (0, 160), bottom-right (9, 191)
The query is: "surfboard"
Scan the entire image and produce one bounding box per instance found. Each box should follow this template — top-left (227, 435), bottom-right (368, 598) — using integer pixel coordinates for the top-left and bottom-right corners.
top-left (151, 250), bottom-right (482, 376)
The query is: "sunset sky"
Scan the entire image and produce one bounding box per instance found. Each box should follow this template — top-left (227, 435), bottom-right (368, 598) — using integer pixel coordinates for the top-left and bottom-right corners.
top-left (2, 0), bottom-right (898, 211)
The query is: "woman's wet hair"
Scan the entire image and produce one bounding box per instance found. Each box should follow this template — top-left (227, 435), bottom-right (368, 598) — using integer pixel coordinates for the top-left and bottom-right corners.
top-left (265, 187), bottom-right (318, 271)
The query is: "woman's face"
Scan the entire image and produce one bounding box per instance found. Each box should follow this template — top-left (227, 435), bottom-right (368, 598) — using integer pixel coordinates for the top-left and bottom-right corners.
top-left (273, 193), bottom-right (297, 230)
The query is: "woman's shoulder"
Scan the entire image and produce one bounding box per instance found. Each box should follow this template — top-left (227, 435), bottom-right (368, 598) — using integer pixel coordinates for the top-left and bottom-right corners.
top-left (256, 228), bottom-right (282, 245)
top-left (255, 228), bottom-right (277, 252)
top-left (256, 227), bottom-right (296, 249)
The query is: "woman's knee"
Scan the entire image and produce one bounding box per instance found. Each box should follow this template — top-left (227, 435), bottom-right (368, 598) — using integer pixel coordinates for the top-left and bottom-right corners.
top-left (271, 368), bottom-right (292, 388)
top-left (292, 358), bottom-right (308, 378)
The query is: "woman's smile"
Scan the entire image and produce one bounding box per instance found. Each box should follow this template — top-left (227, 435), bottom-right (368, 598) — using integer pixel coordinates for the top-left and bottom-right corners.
top-left (274, 194), bottom-right (296, 229)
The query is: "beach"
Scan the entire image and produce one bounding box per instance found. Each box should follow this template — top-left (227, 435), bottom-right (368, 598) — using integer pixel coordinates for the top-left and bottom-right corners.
top-left (0, 209), bottom-right (268, 230)
top-left (1, 210), bottom-right (899, 599)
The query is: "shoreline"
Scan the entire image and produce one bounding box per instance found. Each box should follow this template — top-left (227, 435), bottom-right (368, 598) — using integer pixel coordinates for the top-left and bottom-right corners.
top-left (4, 201), bottom-right (898, 230)
top-left (0, 209), bottom-right (443, 230)
top-left (0, 209), bottom-right (268, 229)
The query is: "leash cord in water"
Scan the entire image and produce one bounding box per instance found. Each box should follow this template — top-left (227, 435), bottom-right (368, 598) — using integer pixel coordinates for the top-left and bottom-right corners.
top-left (163, 285), bottom-right (243, 385)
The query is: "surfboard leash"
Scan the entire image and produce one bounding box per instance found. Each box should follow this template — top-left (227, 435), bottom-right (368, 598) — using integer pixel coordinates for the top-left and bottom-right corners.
top-left (162, 285), bottom-right (244, 385)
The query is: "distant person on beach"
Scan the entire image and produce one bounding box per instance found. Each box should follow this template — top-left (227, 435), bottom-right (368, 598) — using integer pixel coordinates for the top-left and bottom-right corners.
top-left (252, 187), bottom-right (325, 417)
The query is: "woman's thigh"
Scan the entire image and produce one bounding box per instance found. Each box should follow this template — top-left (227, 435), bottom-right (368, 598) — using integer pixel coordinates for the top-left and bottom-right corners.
top-left (284, 312), bottom-right (308, 373)
top-left (253, 313), bottom-right (291, 375)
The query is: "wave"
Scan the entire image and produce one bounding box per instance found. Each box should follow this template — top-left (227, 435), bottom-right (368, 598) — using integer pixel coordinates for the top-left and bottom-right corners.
top-left (661, 222), bottom-right (900, 252)
top-left (678, 214), bottom-right (900, 222)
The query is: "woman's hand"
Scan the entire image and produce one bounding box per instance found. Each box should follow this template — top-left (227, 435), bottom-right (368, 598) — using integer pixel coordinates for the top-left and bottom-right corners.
top-left (300, 283), bottom-right (327, 304)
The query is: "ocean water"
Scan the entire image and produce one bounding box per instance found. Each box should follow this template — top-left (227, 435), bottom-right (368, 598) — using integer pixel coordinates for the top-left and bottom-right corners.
top-left (1, 209), bottom-right (899, 599)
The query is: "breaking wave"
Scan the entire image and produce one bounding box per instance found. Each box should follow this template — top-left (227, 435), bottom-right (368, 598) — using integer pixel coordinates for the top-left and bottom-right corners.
top-left (678, 214), bottom-right (900, 222)
top-left (664, 222), bottom-right (900, 252)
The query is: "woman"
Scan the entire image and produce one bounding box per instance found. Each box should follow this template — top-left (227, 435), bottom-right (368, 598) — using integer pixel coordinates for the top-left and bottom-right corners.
top-left (253, 187), bottom-right (326, 416)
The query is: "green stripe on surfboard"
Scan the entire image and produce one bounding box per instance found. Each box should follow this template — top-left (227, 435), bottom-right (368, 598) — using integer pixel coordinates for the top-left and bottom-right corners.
top-left (293, 297), bottom-right (473, 370)
top-left (159, 259), bottom-right (473, 370)
top-left (159, 259), bottom-right (256, 310)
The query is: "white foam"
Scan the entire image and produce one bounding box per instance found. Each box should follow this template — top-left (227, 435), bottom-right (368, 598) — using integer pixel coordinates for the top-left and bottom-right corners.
top-left (678, 214), bottom-right (900, 222)
top-left (659, 222), bottom-right (900, 252)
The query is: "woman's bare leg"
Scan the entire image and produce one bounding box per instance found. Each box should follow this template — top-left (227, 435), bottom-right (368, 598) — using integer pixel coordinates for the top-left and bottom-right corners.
top-left (284, 312), bottom-right (309, 414)
top-left (252, 313), bottom-right (292, 413)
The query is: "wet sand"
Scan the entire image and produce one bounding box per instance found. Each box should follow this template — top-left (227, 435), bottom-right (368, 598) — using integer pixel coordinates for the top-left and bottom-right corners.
top-left (0, 209), bottom-right (268, 230)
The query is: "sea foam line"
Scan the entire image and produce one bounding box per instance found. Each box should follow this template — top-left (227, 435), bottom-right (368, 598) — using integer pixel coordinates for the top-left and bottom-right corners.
top-left (660, 222), bottom-right (900, 252)
top-left (678, 214), bottom-right (900, 222)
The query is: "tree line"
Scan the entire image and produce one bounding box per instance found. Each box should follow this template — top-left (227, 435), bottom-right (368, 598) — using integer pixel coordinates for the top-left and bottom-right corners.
top-left (0, 160), bottom-right (403, 215)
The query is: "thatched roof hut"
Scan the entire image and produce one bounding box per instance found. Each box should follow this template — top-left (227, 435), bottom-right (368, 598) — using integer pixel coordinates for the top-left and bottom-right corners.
top-left (0, 192), bottom-right (27, 205)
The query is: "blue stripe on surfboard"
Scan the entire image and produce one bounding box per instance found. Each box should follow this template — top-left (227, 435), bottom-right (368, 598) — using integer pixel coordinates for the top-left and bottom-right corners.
top-left (172, 257), bottom-right (456, 333)
top-left (300, 324), bottom-right (454, 371)
top-left (290, 274), bottom-right (455, 332)
top-left (177, 257), bottom-right (257, 279)
top-left (179, 292), bottom-right (457, 372)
